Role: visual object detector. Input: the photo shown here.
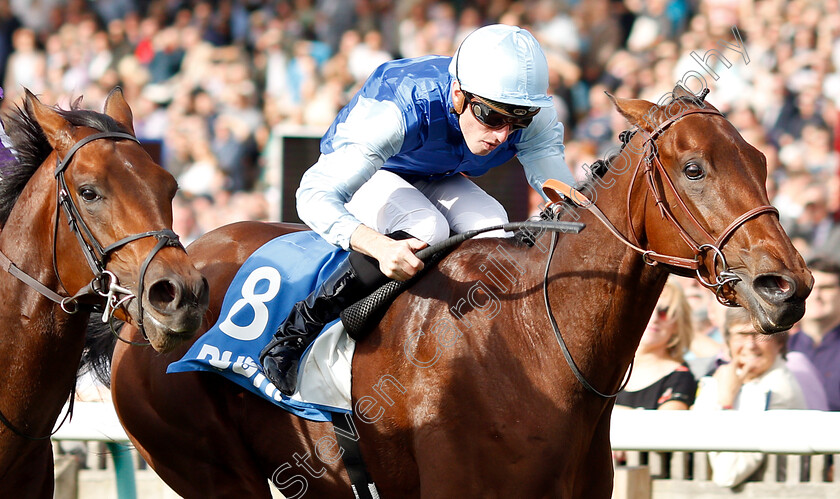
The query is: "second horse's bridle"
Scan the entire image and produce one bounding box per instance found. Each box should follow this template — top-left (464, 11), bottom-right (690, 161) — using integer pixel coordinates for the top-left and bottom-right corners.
top-left (0, 131), bottom-right (183, 339)
top-left (544, 107), bottom-right (779, 306)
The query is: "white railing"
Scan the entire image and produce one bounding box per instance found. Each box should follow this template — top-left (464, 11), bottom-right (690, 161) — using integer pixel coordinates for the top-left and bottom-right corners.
top-left (53, 402), bottom-right (129, 442)
top-left (610, 410), bottom-right (840, 499)
top-left (611, 410), bottom-right (840, 453)
top-left (52, 405), bottom-right (840, 498)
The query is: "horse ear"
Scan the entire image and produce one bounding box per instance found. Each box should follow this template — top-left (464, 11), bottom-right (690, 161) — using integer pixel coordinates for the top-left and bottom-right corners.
top-left (605, 92), bottom-right (661, 133)
top-left (670, 84), bottom-right (720, 112)
top-left (24, 89), bottom-right (74, 152)
top-left (103, 87), bottom-right (136, 136)
top-left (672, 84), bottom-right (697, 101)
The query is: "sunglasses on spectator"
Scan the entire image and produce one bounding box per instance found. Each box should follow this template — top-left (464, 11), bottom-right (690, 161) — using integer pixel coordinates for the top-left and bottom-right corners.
top-left (466, 93), bottom-right (539, 130)
top-left (654, 306), bottom-right (674, 322)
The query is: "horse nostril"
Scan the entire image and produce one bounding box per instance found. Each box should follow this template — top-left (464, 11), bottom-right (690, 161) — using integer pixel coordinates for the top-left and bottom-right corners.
top-left (753, 274), bottom-right (796, 303)
top-left (148, 279), bottom-right (178, 310)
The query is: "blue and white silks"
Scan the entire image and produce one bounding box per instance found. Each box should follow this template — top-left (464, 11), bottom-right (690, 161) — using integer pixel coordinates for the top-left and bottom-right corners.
top-left (296, 55), bottom-right (574, 250)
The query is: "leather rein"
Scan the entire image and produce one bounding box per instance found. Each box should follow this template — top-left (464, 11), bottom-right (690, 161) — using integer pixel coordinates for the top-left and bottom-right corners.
top-left (541, 107), bottom-right (778, 398)
top-left (0, 131), bottom-right (182, 440)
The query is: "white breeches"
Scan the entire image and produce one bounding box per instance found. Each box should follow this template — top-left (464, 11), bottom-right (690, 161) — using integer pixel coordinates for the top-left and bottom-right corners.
top-left (344, 170), bottom-right (510, 245)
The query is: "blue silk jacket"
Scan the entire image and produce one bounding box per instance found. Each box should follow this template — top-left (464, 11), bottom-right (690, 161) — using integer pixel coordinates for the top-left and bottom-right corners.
top-left (297, 55), bottom-right (573, 249)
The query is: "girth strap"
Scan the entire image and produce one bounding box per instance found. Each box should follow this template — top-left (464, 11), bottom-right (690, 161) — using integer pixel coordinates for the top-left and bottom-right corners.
top-left (332, 413), bottom-right (380, 499)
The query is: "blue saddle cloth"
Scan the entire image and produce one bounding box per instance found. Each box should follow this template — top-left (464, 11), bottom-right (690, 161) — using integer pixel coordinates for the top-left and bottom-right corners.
top-left (167, 231), bottom-right (349, 422)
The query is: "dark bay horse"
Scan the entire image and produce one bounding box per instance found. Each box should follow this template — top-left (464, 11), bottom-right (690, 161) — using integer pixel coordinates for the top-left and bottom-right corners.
top-left (0, 89), bottom-right (209, 497)
top-left (110, 89), bottom-right (811, 497)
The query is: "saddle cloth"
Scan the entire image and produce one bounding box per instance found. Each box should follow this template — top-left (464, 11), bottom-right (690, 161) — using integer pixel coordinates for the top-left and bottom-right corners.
top-left (167, 231), bottom-right (356, 422)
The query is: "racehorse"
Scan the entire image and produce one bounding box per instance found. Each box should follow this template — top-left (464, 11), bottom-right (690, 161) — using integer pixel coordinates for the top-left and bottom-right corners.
top-left (109, 87), bottom-right (811, 497)
top-left (0, 89), bottom-right (209, 497)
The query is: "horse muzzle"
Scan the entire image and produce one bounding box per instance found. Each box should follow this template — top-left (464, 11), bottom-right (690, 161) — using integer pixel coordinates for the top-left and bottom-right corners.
top-left (732, 270), bottom-right (810, 334)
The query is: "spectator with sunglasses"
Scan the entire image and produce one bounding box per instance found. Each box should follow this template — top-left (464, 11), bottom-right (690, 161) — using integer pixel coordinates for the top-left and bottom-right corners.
top-left (615, 279), bottom-right (698, 412)
top-left (261, 24), bottom-right (575, 394)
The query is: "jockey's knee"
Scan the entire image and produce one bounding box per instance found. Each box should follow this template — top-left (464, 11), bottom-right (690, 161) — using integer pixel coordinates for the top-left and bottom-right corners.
top-left (452, 212), bottom-right (510, 239)
top-left (397, 210), bottom-right (450, 245)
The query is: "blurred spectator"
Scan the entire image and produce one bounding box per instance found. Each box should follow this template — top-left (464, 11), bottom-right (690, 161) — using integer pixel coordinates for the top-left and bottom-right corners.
top-left (678, 277), bottom-right (726, 378)
top-left (3, 28), bottom-right (45, 102)
top-left (694, 307), bottom-right (806, 488)
top-left (786, 350), bottom-right (830, 410)
top-left (788, 255), bottom-right (840, 411)
top-left (574, 83), bottom-right (614, 151)
top-left (616, 279), bottom-right (697, 411)
top-left (614, 279), bottom-right (697, 478)
top-left (0, 0), bottom-right (21, 87)
top-left (784, 181), bottom-right (837, 254)
top-left (172, 193), bottom-right (203, 247)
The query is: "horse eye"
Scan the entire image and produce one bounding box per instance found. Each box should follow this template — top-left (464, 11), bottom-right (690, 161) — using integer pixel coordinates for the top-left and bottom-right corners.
top-left (683, 163), bottom-right (705, 180)
top-left (79, 188), bottom-right (100, 202)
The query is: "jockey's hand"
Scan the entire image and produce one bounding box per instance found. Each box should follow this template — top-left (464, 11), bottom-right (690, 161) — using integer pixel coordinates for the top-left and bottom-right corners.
top-left (350, 225), bottom-right (426, 281)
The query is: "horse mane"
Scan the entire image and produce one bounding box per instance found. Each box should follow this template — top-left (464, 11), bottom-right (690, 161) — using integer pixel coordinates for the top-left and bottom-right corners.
top-left (0, 100), bottom-right (128, 227)
top-left (79, 314), bottom-right (121, 387)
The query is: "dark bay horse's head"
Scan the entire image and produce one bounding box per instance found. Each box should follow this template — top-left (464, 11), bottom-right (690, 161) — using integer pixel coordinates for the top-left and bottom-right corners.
top-left (608, 86), bottom-right (812, 333)
top-left (21, 89), bottom-right (210, 351)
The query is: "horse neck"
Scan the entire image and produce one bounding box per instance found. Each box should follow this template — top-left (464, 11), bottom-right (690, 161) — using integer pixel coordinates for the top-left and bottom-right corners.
top-left (539, 146), bottom-right (670, 398)
top-left (0, 158), bottom-right (88, 438)
top-left (0, 161), bottom-right (59, 275)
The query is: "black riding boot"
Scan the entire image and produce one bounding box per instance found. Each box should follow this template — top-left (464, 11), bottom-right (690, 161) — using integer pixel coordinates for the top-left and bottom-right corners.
top-left (259, 257), bottom-right (363, 394)
top-left (260, 245), bottom-right (398, 395)
top-left (260, 231), bottom-right (413, 395)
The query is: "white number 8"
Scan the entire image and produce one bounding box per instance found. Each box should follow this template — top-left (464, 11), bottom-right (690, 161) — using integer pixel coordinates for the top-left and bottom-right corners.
top-left (219, 266), bottom-right (282, 341)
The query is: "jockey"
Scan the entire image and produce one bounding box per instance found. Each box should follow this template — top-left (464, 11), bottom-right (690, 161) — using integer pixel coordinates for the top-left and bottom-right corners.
top-left (260, 24), bottom-right (576, 395)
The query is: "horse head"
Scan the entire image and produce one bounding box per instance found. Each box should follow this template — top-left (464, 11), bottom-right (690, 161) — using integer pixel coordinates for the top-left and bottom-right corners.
top-left (607, 85), bottom-right (812, 333)
top-left (21, 88), bottom-right (210, 351)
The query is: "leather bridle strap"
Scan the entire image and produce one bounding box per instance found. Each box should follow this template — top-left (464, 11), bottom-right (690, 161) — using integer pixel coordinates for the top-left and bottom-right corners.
top-left (54, 132), bottom-right (141, 275)
top-left (542, 178), bottom-right (700, 268)
top-left (0, 249), bottom-right (69, 306)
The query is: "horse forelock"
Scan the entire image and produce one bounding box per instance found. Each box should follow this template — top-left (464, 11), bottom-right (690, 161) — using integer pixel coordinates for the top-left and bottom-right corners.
top-left (0, 103), bottom-right (128, 227)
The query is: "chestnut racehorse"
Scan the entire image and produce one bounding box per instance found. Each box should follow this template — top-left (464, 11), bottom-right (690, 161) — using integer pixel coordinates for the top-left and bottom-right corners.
top-left (0, 89), bottom-right (208, 497)
top-left (110, 89), bottom-right (811, 497)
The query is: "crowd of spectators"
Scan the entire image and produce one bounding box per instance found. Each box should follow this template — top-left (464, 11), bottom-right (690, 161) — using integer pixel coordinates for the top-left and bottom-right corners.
top-left (0, 0), bottom-right (837, 257)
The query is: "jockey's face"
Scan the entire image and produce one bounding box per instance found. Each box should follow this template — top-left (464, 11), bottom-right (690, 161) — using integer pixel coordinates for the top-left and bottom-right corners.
top-left (455, 88), bottom-right (513, 156)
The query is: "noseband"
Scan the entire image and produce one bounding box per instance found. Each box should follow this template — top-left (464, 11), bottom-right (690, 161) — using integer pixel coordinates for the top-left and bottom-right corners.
top-left (1, 131), bottom-right (182, 339)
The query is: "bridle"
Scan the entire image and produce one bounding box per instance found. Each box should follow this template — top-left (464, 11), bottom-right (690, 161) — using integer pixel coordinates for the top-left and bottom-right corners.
top-left (544, 107), bottom-right (778, 306)
top-left (0, 130), bottom-right (182, 440)
top-left (0, 131), bottom-right (183, 336)
top-left (541, 105), bottom-right (779, 398)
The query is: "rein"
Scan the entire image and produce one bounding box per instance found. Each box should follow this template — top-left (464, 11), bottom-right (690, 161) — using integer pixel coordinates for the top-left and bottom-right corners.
top-left (541, 106), bottom-right (778, 398)
top-left (0, 131), bottom-right (181, 438)
top-left (542, 229), bottom-right (633, 398)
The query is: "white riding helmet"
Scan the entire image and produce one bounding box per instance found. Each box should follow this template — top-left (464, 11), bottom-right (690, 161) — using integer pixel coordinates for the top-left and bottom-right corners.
top-left (449, 24), bottom-right (553, 109)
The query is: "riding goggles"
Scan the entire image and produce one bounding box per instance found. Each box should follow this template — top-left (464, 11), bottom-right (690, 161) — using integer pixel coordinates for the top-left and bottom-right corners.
top-left (466, 93), bottom-right (540, 130)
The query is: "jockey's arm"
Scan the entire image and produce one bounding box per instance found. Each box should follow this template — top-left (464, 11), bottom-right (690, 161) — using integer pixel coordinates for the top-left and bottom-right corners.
top-left (296, 97), bottom-right (425, 280)
top-left (516, 105), bottom-right (576, 200)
